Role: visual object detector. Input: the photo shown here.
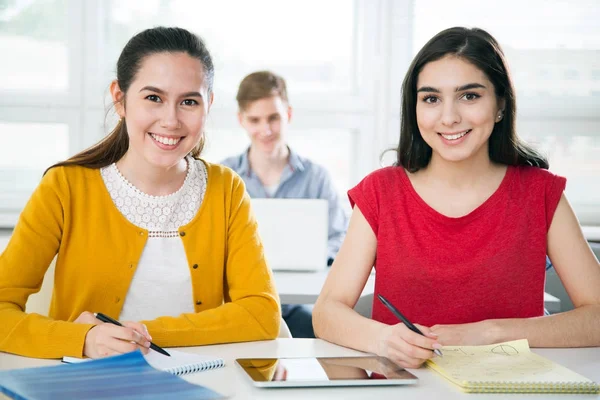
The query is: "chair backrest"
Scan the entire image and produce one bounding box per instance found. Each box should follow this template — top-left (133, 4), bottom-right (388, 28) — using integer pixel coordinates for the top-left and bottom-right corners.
top-left (25, 258), bottom-right (55, 316)
top-left (278, 317), bottom-right (292, 338)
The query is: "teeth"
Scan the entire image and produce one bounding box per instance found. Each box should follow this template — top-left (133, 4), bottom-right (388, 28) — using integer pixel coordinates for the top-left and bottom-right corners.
top-left (441, 130), bottom-right (469, 140)
top-left (150, 133), bottom-right (182, 146)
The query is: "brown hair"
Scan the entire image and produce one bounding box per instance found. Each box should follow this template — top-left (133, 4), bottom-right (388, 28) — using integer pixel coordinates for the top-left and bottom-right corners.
top-left (46, 27), bottom-right (214, 173)
top-left (236, 71), bottom-right (289, 111)
top-left (395, 26), bottom-right (548, 171)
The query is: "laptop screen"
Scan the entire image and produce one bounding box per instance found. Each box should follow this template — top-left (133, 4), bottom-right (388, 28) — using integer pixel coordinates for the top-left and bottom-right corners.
top-left (251, 198), bottom-right (328, 271)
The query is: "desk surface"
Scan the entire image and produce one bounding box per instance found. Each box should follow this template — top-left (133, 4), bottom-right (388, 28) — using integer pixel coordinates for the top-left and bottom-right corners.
top-left (273, 270), bottom-right (375, 304)
top-left (1, 339), bottom-right (598, 400)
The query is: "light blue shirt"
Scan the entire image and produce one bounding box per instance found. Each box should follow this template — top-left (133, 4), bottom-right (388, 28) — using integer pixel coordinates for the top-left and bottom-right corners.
top-left (221, 148), bottom-right (348, 262)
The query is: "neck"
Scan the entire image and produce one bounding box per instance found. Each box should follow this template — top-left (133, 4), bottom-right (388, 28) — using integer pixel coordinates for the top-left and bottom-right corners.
top-left (423, 150), bottom-right (497, 189)
top-left (247, 144), bottom-right (289, 180)
top-left (116, 151), bottom-right (188, 196)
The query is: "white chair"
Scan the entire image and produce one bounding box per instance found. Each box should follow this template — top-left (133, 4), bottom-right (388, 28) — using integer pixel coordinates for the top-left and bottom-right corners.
top-left (278, 317), bottom-right (292, 338)
top-left (25, 258), bottom-right (55, 316)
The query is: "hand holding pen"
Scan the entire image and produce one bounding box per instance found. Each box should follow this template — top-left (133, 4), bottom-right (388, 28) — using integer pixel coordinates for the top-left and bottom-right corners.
top-left (95, 313), bottom-right (170, 357)
top-left (377, 294), bottom-right (443, 368)
top-left (74, 311), bottom-right (168, 358)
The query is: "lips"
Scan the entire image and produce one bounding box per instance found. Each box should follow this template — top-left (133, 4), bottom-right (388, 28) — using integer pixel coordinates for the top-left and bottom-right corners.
top-left (438, 129), bottom-right (471, 140)
top-left (149, 133), bottom-right (183, 146)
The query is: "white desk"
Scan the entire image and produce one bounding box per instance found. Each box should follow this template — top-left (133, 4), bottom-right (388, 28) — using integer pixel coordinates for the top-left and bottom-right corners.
top-left (1, 339), bottom-right (598, 400)
top-left (273, 270), bottom-right (375, 317)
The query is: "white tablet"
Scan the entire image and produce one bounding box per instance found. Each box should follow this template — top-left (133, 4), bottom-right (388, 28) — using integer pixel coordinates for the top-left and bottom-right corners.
top-left (235, 356), bottom-right (418, 388)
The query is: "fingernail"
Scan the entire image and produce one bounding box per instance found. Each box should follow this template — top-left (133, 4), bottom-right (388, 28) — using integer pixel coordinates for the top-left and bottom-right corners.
top-left (433, 343), bottom-right (443, 349)
top-left (145, 341), bottom-right (151, 348)
top-left (429, 331), bottom-right (438, 337)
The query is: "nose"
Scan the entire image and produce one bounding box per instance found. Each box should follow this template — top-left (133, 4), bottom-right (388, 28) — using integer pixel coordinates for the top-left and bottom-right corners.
top-left (160, 106), bottom-right (180, 130)
top-left (440, 101), bottom-right (461, 126)
top-left (260, 121), bottom-right (273, 136)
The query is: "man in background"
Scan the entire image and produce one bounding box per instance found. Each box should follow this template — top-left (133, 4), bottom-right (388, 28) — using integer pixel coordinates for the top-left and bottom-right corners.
top-left (221, 71), bottom-right (348, 338)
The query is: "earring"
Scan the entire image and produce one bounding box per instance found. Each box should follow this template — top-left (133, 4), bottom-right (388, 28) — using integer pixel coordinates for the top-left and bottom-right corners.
top-left (496, 111), bottom-right (504, 122)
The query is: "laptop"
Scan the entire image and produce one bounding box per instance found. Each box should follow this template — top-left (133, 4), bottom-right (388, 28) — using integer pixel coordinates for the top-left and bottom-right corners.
top-left (251, 198), bottom-right (328, 271)
top-left (235, 356), bottom-right (419, 388)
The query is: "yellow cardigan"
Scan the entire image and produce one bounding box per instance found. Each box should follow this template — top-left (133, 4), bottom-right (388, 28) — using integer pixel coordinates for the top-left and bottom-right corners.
top-left (0, 160), bottom-right (280, 358)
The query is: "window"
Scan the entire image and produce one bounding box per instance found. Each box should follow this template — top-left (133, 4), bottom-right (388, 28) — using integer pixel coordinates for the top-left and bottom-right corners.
top-left (0, 0), bottom-right (69, 92)
top-left (104, 0), bottom-right (356, 96)
top-left (413, 0), bottom-right (600, 225)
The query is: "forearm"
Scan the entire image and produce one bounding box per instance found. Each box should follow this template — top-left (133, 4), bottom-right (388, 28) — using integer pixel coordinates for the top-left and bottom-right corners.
top-left (0, 306), bottom-right (93, 358)
top-left (143, 296), bottom-right (281, 347)
top-left (491, 304), bottom-right (600, 347)
top-left (313, 298), bottom-right (386, 355)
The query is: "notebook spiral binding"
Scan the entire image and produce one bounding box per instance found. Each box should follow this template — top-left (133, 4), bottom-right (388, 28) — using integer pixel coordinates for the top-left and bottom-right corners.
top-left (167, 358), bottom-right (225, 376)
top-left (465, 380), bottom-right (600, 394)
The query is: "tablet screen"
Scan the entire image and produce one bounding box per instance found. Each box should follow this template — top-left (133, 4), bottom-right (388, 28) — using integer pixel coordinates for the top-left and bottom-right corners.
top-left (235, 356), bottom-right (418, 387)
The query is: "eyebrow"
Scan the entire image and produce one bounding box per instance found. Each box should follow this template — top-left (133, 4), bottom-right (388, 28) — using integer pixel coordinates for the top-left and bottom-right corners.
top-left (139, 86), bottom-right (203, 98)
top-left (246, 113), bottom-right (279, 120)
top-left (416, 83), bottom-right (487, 93)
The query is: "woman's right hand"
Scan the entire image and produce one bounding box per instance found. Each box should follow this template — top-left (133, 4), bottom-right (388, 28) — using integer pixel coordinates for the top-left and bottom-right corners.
top-left (75, 311), bottom-right (152, 359)
top-left (376, 322), bottom-right (442, 368)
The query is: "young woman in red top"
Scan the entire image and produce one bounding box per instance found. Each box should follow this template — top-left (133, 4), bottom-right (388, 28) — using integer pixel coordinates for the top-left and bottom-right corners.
top-left (313, 27), bottom-right (600, 368)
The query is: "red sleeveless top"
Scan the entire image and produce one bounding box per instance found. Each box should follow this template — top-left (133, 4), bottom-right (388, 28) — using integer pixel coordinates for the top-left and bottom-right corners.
top-left (348, 165), bottom-right (566, 327)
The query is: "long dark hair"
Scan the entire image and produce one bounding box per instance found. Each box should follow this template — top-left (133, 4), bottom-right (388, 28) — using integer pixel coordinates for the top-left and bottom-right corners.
top-left (396, 27), bottom-right (548, 172)
top-left (47, 27), bottom-right (214, 173)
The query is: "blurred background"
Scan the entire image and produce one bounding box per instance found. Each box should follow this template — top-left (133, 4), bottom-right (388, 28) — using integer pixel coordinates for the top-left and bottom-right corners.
top-left (0, 0), bottom-right (598, 231)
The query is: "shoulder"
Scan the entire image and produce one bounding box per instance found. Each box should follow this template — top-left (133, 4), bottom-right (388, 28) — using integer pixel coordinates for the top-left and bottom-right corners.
top-left (42, 164), bottom-right (100, 191)
top-left (219, 153), bottom-right (245, 171)
top-left (358, 166), bottom-right (405, 190)
top-left (199, 159), bottom-right (247, 195)
top-left (295, 155), bottom-right (331, 180)
top-left (511, 165), bottom-right (566, 190)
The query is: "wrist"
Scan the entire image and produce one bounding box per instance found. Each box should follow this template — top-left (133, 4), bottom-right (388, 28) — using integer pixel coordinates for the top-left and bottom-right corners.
top-left (485, 319), bottom-right (508, 344)
top-left (369, 322), bottom-right (389, 356)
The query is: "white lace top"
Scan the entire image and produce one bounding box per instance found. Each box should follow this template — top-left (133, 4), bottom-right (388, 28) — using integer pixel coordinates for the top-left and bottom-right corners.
top-left (100, 156), bottom-right (207, 321)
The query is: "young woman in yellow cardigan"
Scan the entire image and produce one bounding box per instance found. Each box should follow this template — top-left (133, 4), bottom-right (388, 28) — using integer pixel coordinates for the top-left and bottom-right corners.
top-left (0, 27), bottom-right (281, 359)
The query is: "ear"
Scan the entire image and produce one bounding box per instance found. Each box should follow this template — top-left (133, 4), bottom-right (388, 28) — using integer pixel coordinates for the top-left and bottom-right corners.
top-left (110, 80), bottom-right (126, 118)
top-left (286, 105), bottom-right (293, 123)
top-left (207, 92), bottom-right (214, 111)
top-left (498, 97), bottom-right (506, 114)
top-left (237, 111), bottom-right (244, 126)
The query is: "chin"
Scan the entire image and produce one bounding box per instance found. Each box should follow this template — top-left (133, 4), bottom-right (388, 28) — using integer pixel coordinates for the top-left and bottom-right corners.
top-left (146, 153), bottom-right (185, 169)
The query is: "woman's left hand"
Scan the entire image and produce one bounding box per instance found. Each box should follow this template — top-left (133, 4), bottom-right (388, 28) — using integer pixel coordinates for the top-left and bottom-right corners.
top-left (430, 320), bottom-right (500, 346)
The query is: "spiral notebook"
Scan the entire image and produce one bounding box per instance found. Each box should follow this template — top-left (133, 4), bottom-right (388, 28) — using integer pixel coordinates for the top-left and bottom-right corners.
top-left (63, 348), bottom-right (224, 376)
top-left (426, 339), bottom-right (599, 394)
top-left (2, 350), bottom-right (224, 400)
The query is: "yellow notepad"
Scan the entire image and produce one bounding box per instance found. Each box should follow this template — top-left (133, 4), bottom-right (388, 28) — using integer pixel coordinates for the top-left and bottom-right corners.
top-left (426, 339), bottom-right (599, 394)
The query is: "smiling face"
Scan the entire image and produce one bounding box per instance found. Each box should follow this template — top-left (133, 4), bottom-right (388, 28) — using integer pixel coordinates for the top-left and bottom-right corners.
top-left (111, 51), bottom-right (213, 170)
top-left (415, 55), bottom-right (504, 165)
top-left (238, 95), bottom-right (292, 155)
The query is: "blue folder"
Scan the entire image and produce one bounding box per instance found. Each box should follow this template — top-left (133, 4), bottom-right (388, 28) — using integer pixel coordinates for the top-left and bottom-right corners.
top-left (0, 350), bottom-right (225, 400)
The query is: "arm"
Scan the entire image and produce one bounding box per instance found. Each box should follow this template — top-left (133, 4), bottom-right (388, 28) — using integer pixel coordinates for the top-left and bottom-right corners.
top-left (143, 175), bottom-right (281, 346)
top-left (0, 168), bottom-right (94, 358)
top-left (317, 170), bottom-right (348, 260)
top-left (433, 195), bottom-right (600, 347)
top-left (313, 206), bottom-right (440, 368)
top-left (493, 194), bottom-right (600, 346)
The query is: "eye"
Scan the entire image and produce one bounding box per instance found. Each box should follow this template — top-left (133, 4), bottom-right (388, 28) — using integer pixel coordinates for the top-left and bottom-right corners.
top-left (181, 99), bottom-right (198, 106)
top-left (269, 115), bottom-right (281, 122)
top-left (422, 95), bottom-right (439, 104)
top-left (145, 94), bottom-right (161, 102)
top-left (462, 92), bottom-right (480, 101)
top-left (145, 94), bottom-right (163, 103)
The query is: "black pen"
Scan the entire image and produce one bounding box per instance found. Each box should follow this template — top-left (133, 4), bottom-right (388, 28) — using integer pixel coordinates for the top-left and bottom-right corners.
top-left (377, 294), bottom-right (443, 357)
top-left (94, 312), bottom-right (171, 357)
